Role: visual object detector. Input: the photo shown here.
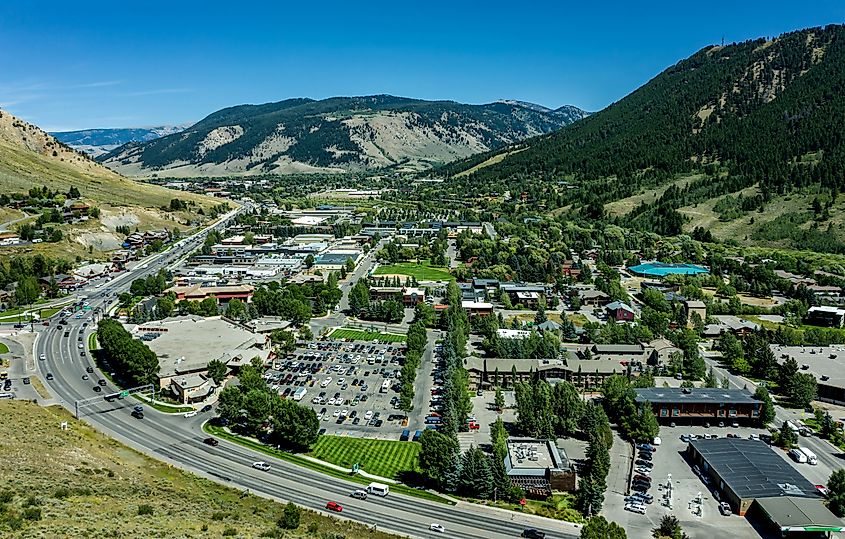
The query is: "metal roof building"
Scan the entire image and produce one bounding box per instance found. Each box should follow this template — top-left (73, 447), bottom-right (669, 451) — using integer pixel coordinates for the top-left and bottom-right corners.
top-left (687, 438), bottom-right (821, 515)
top-left (753, 497), bottom-right (844, 535)
top-left (635, 387), bottom-right (762, 425)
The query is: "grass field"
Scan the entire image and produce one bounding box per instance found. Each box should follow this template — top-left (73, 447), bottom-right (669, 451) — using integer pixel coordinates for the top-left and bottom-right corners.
top-left (0, 343), bottom-right (8, 354)
top-left (330, 328), bottom-right (406, 342)
top-left (0, 400), bottom-right (398, 539)
top-left (88, 333), bottom-right (98, 351)
top-left (374, 261), bottom-right (453, 281)
top-left (310, 435), bottom-right (420, 480)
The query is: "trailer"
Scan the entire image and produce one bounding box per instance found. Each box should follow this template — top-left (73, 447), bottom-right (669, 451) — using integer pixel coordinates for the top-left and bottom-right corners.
top-left (798, 446), bottom-right (818, 465)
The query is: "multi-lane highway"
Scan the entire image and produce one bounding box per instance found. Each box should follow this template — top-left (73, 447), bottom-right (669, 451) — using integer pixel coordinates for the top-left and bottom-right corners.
top-left (32, 208), bottom-right (578, 539)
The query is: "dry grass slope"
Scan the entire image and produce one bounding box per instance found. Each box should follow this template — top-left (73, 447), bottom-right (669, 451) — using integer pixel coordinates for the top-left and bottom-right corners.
top-left (0, 401), bottom-right (396, 539)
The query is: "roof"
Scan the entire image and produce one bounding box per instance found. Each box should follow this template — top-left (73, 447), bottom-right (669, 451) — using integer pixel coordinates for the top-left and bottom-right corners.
top-left (754, 497), bottom-right (844, 532)
top-left (771, 344), bottom-right (845, 389)
top-left (592, 344), bottom-right (645, 354)
top-left (635, 387), bottom-right (758, 405)
top-left (461, 301), bottom-right (493, 309)
top-left (685, 300), bottom-right (707, 308)
top-left (504, 438), bottom-right (569, 477)
top-left (629, 262), bottom-right (709, 277)
top-left (606, 301), bottom-right (634, 313)
top-left (689, 438), bottom-right (821, 500)
top-left (314, 253), bottom-right (358, 265)
top-left (537, 320), bottom-right (561, 331)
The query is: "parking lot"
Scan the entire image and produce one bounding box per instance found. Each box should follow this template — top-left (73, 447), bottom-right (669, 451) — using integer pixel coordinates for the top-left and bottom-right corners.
top-left (604, 425), bottom-right (770, 539)
top-left (266, 339), bottom-right (415, 438)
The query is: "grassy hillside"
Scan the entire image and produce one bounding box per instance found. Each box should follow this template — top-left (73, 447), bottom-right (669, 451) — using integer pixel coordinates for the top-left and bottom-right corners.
top-left (437, 25), bottom-right (845, 246)
top-left (0, 400), bottom-right (395, 539)
top-left (0, 111), bottom-right (215, 209)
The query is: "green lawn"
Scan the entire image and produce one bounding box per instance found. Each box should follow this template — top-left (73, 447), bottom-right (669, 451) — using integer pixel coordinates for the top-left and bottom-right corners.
top-left (374, 261), bottom-right (453, 281)
top-left (0, 343), bottom-right (9, 354)
top-left (330, 328), bottom-right (406, 342)
top-left (88, 333), bottom-right (99, 351)
top-left (310, 435), bottom-right (420, 480)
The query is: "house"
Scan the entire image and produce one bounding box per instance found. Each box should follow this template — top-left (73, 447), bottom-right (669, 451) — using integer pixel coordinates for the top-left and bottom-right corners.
top-left (73, 263), bottom-right (112, 279)
top-left (647, 338), bottom-right (681, 366)
top-left (38, 273), bottom-right (79, 292)
top-left (703, 316), bottom-right (760, 338)
top-left (576, 287), bottom-right (610, 307)
top-left (605, 301), bottom-right (635, 322)
top-left (536, 320), bottom-right (561, 333)
top-left (684, 300), bottom-right (707, 327)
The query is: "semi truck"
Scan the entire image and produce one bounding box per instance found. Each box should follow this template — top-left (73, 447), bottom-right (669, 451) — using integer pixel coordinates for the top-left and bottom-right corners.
top-left (798, 447), bottom-right (818, 465)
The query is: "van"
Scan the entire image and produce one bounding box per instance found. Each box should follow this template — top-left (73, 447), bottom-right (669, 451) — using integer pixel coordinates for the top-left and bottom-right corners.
top-left (788, 448), bottom-right (808, 464)
top-left (367, 482), bottom-right (389, 497)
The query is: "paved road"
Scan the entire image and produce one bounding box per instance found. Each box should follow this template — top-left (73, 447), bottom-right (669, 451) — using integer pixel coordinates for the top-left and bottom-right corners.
top-left (33, 212), bottom-right (578, 539)
top-left (699, 345), bottom-right (843, 478)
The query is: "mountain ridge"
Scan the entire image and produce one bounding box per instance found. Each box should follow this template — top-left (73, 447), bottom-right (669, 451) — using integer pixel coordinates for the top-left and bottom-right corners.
top-left (98, 95), bottom-right (588, 177)
top-left (51, 125), bottom-right (191, 158)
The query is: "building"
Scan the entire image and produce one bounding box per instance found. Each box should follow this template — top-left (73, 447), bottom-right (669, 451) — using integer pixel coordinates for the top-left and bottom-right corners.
top-left (496, 329), bottom-right (531, 340)
top-left (504, 438), bottom-right (576, 497)
top-left (628, 262), bottom-right (709, 278)
top-left (461, 301), bottom-right (493, 317)
top-left (313, 250), bottom-right (362, 271)
top-left (634, 387), bottom-right (761, 425)
top-left (687, 438), bottom-right (825, 516)
top-left (605, 301), bottom-right (635, 322)
top-left (575, 287), bottom-right (610, 307)
top-left (806, 306), bottom-right (845, 328)
top-left (128, 315), bottom-right (271, 388)
top-left (684, 300), bottom-right (707, 327)
top-left (402, 287), bottom-right (425, 306)
top-left (702, 316), bottom-right (760, 338)
top-left (771, 344), bottom-right (845, 405)
top-left (752, 496), bottom-right (844, 536)
top-left (168, 283), bottom-right (254, 305)
top-left (170, 373), bottom-right (215, 404)
top-left (647, 338), bottom-right (681, 366)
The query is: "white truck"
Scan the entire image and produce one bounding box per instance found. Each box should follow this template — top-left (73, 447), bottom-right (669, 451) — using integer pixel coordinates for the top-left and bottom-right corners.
top-left (292, 387), bottom-right (307, 402)
top-left (798, 447), bottom-right (818, 465)
top-left (788, 448), bottom-right (808, 464)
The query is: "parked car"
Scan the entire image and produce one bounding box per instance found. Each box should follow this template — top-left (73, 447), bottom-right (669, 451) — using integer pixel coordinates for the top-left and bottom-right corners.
top-left (719, 502), bottom-right (732, 516)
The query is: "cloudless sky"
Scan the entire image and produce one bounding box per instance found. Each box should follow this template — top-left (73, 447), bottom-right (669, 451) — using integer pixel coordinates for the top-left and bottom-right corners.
top-left (1, 1), bottom-right (843, 131)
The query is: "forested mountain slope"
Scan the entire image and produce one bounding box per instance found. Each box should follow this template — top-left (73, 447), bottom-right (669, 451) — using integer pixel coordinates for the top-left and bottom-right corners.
top-left (99, 95), bottom-right (588, 177)
top-left (440, 24), bottom-right (845, 239)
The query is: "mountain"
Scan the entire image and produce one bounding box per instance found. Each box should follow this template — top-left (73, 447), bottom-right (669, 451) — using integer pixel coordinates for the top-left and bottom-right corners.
top-left (441, 25), bottom-right (845, 243)
top-left (51, 125), bottom-right (190, 158)
top-left (0, 109), bottom-right (219, 256)
top-left (99, 95), bottom-right (588, 177)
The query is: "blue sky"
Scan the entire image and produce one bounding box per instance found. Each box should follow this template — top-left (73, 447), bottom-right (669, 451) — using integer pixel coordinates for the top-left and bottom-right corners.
top-left (1, 1), bottom-right (842, 131)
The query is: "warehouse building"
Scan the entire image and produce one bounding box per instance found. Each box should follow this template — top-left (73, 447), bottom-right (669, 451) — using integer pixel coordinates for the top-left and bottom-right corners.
top-left (635, 387), bottom-right (762, 425)
top-left (771, 345), bottom-right (845, 405)
top-left (687, 438), bottom-right (823, 515)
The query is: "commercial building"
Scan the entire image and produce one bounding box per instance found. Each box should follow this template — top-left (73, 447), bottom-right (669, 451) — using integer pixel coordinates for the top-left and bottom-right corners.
top-left (504, 438), bottom-right (576, 497)
top-left (752, 497), bottom-right (844, 536)
top-left (771, 344), bottom-right (845, 405)
top-left (634, 387), bottom-right (761, 425)
top-left (313, 250), bottom-right (362, 271)
top-left (686, 438), bottom-right (824, 516)
top-left (128, 315), bottom-right (272, 388)
top-left (369, 286), bottom-right (426, 306)
top-left (684, 299), bottom-right (707, 327)
top-left (168, 283), bottom-right (254, 305)
top-left (806, 306), bottom-right (845, 328)
top-left (461, 301), bottom-right (493, 317)
top-left (170, 373), bottom-right (215, 404)
top-left (496, 329), bottom-right (532, 340)
top-left (628, 262), bottom-right (709, 278)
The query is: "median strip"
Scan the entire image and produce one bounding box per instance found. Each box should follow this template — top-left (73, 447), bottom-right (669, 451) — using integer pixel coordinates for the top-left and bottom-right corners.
top-left (203, 423), bottom-right (452, 505)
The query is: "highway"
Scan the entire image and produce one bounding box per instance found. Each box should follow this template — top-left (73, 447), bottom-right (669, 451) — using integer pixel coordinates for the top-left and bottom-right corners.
top-left (33, 208), bottom-right (579, 539)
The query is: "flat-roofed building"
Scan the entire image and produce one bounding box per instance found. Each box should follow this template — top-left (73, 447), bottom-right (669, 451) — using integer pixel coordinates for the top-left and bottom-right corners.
top-left (771, 344), bottom-right (845, 405)
top-left (806, 306), bottom-right (845, 328)
top-left (504, 438), bottom-right (576, 497)
top-left (461, 301), bottom-right (493, 317)
top-left (168, 283), bottom-right (254, 305)
top-left (635, 387), bottom-right (761, 425)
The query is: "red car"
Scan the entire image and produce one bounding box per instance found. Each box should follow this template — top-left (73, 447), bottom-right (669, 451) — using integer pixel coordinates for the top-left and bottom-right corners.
top-left (326, 501), bottom-right (343, 512)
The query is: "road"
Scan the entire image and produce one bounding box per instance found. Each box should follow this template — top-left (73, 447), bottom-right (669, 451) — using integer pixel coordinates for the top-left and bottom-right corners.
top-left (31, 211), bottom-right (578, 539)
top-left (699, 345), bottom-right (844, 478)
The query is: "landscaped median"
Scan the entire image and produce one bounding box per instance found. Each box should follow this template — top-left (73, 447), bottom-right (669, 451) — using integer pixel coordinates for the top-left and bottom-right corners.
top-left (203, 423), bottom-right (452, 505)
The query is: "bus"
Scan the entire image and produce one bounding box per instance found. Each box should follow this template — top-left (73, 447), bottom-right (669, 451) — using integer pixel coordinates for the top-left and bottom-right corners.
top-left (292, 387), bottom-right (307, 401)
top-left (380, 380), bottom-right (390, 393)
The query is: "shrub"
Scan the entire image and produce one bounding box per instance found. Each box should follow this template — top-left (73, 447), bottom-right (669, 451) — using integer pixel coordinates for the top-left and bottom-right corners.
top-left (211, 511), bottom-right (226, 521)
top-left (54, 487), bottom-right (71, 499)
top-left (22, 507), bottom-right (41, 521)
top-left (308, 522), bottom-right (319, 534)
top-left (277, 502), bottom-right (301, 530)
top-left (24, 496), bottom-right (40, 507)
top-left (222, 527), bottom-right (238, 536)
top-left (137, 504), bottom-right (154, 516)
top-left (0, 490), bottom-right (14, 503)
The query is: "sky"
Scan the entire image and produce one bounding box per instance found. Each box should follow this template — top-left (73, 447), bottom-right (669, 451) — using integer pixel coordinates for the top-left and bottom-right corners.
top-left (1, 1), bottom-right (843, 131)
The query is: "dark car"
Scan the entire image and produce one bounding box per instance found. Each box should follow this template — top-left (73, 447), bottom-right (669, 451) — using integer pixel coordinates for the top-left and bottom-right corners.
top-left (97, 379), bottom-right (106, 386)
top-left (92, 385), bottom-right (102, 392)
top-left (521, 530), bottom-right (546, 539)
top-left (45, 373), bottom-right (54, 380)
top-left (22, 377), bottom-right (30, 385)
top-left (86, 366), bottom-right (94, 373)
top-left (203, 437), bottom-right (219, 446)
top-left (131, 409), bottom-right (144, 419)
top-left (201, 404), bottom-right (212, 413)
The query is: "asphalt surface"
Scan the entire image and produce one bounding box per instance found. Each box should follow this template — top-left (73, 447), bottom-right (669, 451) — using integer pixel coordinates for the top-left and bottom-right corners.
top-left (30, 208), bottom-right (578, 539)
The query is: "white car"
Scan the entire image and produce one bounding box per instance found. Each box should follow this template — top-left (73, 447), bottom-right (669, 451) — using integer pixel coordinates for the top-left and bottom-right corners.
top-left (184, 410), bottom-right (198, 418)
top-left (340, 408), bottom-right (349, 418)
top-left (429, 523), bottom-right (445, 533)
top-left (337, 378), bottom-right (345, 386)
top-left (252, 461), bottom-right (271, 471)
top-left (333, 409), bottom-right (342, 417)
top-left (625, 503), bottom-right (646, 514)
top-left (364, 410), bottom-right (374, 421)
top-left (39, 353), bottom-right (46, 360)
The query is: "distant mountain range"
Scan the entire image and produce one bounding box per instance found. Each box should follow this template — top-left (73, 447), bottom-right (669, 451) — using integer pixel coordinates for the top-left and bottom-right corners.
top-left (97, 95), bottom-right (588, 177)
top-left (51, 125), bottom-right (191, 158)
